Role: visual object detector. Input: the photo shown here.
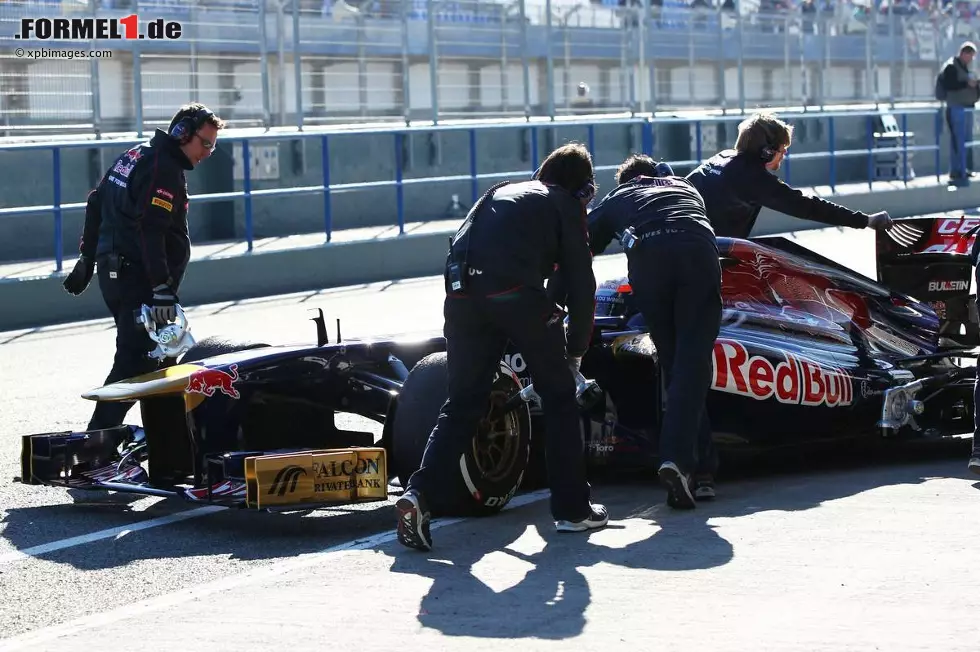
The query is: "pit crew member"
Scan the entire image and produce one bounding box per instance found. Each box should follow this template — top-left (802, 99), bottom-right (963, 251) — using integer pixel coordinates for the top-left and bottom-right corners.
top-left (395, 143), bottom-right (608, 551)
top-left (61, 102), bottom-right (224, 431)
top-left (686, 111), bottom-right (893, 238)
top-left (585, 154), bottom-right (722, 509)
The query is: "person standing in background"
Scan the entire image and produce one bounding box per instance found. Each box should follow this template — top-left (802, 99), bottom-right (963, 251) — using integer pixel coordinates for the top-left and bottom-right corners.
top-left (937, 42), bottom-right (980, 187)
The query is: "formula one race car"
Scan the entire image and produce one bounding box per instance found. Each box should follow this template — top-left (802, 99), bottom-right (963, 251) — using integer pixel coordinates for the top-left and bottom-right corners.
top-left (17, 216), bottom-right (980, 516)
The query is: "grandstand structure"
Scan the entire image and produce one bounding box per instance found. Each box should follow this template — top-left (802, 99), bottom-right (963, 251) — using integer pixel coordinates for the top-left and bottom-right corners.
top-left (0, 0), bottom-right (975, 134)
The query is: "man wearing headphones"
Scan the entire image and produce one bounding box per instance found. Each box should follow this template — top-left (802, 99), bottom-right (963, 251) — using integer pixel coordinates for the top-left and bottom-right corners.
top-left (62, 102), bottom-right (225, 432)
top-left (578, 154), bottom-right (721, 509)
top-left (396, 143), bottom-right (608, 552)
top-left (686, 111), bottom-right (893, 238)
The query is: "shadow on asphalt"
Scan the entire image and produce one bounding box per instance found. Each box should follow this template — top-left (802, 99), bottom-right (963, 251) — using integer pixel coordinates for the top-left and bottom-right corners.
top-left (385, 436), bottom-right (975, 641)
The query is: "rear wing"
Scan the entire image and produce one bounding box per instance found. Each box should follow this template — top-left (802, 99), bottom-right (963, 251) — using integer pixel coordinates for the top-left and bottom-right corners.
top-left (876, 215), bottom-right (980, 346)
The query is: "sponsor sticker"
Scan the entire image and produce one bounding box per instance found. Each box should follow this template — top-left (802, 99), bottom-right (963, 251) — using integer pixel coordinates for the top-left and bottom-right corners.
top-left (151, 196), bottom-right (173, 212)
top-left (155, 187), bottom-right (174, 200)
top-left (711, 339), bottom-right (853, 408)
top-left (244, 448), bottom-right (387, 509)
top-left (927, 280), bottom-right (969, 292)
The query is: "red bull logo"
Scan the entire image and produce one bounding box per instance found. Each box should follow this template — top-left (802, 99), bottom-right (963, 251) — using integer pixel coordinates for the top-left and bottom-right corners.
top-left (711, 339), bottom-right (852, 408)
top-left (186, 365), bottom-right (240, 399)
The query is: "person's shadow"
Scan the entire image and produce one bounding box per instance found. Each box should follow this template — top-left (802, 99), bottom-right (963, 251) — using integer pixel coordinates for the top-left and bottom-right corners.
top-left (388, 445), bottom-right (960, 641)
top-left (389, 488), bottom-right (730, 640)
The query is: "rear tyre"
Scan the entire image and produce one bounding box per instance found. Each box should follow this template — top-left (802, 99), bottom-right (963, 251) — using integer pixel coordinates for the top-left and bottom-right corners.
top-left (389, 352), bottom-right (532, 517)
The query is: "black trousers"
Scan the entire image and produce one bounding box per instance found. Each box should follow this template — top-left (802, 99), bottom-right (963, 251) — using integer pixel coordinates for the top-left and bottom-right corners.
top-left (627, 230), bottom-right (722, 476)
top-left (407, 284), bottom-right (593, 522)
top-left (86, 258), bottom-right (167, 431)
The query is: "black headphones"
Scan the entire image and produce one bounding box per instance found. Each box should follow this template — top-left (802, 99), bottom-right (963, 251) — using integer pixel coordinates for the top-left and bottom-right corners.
top-left (759, 122), bottom-right (780, 163)
top-left (169, 106), bottom-right (215, 145)
top-left (531, 165), bottom-right (597, 203)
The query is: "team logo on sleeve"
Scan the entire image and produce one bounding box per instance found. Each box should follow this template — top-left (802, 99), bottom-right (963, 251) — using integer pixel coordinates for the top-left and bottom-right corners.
top-left (155, 188), bottom-right (174, 200)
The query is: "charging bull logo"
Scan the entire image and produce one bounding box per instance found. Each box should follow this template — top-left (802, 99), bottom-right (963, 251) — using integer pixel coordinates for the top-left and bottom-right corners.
top-left (186, 365), bottom-right (241, 399)
top-left (711, 340), bottom-right (852, 408)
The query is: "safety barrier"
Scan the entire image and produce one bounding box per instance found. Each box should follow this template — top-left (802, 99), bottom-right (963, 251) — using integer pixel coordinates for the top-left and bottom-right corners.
top-left (0, 105), bottom-right (972, 273)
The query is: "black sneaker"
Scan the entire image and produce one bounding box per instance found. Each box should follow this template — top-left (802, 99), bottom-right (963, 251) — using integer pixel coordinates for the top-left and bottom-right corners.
top-left (694, 474), bottom-right (716, 501)
top-left (395, 489), bottom-right (432, 551)
top-left (659, 462), bottom-right (696, 509)
top-left (555, 503), bottom-right (610, 533)
top-left (969, 456), bottom-right (980, 476)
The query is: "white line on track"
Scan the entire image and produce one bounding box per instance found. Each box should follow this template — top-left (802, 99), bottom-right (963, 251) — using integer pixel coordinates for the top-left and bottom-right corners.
top-left (0, 505), bottom-right (226, 567)
top-left (0, 489), bottom-right (550, 652)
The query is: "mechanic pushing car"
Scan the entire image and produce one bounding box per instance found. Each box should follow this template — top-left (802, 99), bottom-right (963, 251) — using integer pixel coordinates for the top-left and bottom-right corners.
top-left (578, 154), bottom-right (721, 509)
top-left (61, 102), bottom-right (225, 431)
top-left (395, 143), bottom-right (608, 552)
top-left (686, 111), bottom-right (894, 238)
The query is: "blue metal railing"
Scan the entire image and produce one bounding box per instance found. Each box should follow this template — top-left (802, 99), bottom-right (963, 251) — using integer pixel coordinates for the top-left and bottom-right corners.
top-left (0, 105), bottom-right (970, 274)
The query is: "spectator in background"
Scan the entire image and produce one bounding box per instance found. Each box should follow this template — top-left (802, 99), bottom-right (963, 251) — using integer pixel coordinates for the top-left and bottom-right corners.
top-left (937, 41), bottom-right (980, 186)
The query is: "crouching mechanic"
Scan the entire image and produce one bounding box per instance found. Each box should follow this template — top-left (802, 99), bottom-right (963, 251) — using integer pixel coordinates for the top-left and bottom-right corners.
top-left (686, 111), bottom-right (893, 238)
top-left (61, 103), bottom-right (224, 431)
top-left (395, 143), bottom-right (609, 552)
top-left (587, 154), bottom-right (722, 509)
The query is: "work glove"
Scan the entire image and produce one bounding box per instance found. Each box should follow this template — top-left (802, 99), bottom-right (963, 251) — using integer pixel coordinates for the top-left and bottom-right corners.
top-left (150, 283), bottom-right (178, 324)
top-left (867, 211), bottom-right (893, 231)
top-left (62, 255), bottom-right (94, 296)
top-left (568, 355), bottom-right (583, 377)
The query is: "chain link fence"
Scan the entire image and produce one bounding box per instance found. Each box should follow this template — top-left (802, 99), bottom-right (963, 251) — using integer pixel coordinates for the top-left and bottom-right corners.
top-left (0, 0), bottom-right (975, 134)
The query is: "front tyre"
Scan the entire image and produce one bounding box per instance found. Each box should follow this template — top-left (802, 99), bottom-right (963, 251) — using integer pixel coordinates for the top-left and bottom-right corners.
top-left (389, 352), bottom-right (532, 516)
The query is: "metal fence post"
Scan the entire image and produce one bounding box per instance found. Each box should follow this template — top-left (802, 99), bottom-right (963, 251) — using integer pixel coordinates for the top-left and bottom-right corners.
top-left (133, 0), bottom-right (143, 136)
top-left (357, 14), bottom-right (367, 118)
top-left (322, 135), bottom-right (332, 241)
top-left (88, 0), bottom-right (101, 135)
top-left (638, 1), bottom-right (647, 113)
top-left (647, 0), bottom-right (657, 113)
top-left (687, 15), bottom-right (695, 107)
top-left (242, 139), bottom-right (254, 252)
top-left (901, 17), bottom-right (909, 101)
top-left (888, 12), bottom-right (896, 107)
top-left (716, 5), bottom-right (726, 110)
top-left (189, 3), bottom-right (199, 98)
top-left (783, 12), bottom-right (791, 106)
top-left (395, 132), bottom-right (405, 234)
top-left (469, 129), bottom-right (478, 204)
top-left (275, 1), bottom-right (287, 126)
top-left (545, 0), bottom-right (555, 119)
top-left (500, 4), bottom-right (509, 113)
top-left (259, 0), bottom-right (272, 128)
top-left (828, 116), bottom-right (836, 192)
top-left (519, 0), bottom-right (531, 119)
top-left (427, 0), bottom-right (439, 124)
top-left (293, 0), bottom-right (304, 130)
top-left (865, 11), bottom-right (875, 104)
top-left (735, 1), bottom-right (745, 112)
top-left (53, 147), bottom-right (62, 273)
top-left (902, 112), bottom-right (909, 185)
top-left (401, 0), bottom-right (412, 124)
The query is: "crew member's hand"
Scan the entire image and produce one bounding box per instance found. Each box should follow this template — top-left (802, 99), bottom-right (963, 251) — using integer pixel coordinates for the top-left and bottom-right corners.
top-left (867, 211), bottom-right (893, 231)
top-left (150, 283), bottom-right (178, 323)
top-left (63, 255), bottom-right (94, 296)
top-left (568, 355), bottom-right (583, 377)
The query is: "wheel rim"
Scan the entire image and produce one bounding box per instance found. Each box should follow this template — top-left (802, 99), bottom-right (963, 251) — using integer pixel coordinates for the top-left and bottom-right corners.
top-left (471, 388), bottom-right (523, 483)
